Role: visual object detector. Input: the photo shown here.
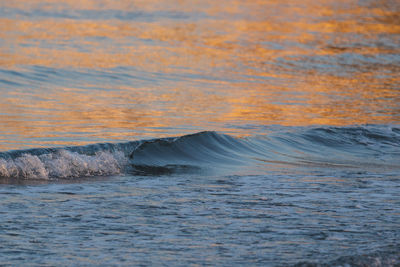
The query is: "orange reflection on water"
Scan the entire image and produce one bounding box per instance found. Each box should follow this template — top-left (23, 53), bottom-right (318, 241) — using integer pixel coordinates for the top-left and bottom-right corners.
top-left (0, 0), bottom-right (399, 150)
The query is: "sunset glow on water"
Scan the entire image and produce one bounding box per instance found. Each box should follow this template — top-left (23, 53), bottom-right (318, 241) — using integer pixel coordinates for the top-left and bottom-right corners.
top-left (0, 1), bottom-right (399, 266)
top-left (1, 0), bottom-right (399, 150)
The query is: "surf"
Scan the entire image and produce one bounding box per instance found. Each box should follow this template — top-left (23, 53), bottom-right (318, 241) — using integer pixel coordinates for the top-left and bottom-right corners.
top-left (0, 125), bottom-right (399, 180)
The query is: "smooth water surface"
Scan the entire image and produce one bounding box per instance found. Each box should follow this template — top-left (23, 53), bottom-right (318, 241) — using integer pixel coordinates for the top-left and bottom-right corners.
top-left (0, 0), bottom-right (399, 266)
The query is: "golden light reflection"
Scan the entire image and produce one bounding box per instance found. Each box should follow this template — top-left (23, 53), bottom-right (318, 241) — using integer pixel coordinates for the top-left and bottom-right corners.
top-left (0, 0), bottom-right (399, 150)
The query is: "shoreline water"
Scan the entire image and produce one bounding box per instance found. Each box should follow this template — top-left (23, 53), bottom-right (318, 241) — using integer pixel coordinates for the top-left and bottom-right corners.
top-left (1, 0), bottom-right (399, 265)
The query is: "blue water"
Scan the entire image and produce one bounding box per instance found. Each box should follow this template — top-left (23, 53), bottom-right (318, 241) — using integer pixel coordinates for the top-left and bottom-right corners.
top-left (1, 127), bottom-right (399, 266)
top-left (1, 0), bottom-right (400, 266)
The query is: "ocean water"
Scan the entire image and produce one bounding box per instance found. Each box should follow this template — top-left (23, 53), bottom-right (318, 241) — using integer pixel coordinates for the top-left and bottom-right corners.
top-left (0, 0), bottom-right (399, 266)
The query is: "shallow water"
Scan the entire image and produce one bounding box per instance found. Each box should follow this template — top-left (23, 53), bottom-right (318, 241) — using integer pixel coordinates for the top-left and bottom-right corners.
top-left (0, 167), bottom-right (399, 266)
top-left (0, 0), bottom-right (399, 266)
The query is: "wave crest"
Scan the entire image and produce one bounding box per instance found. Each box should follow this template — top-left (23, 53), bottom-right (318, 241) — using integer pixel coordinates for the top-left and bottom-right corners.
top-left (0, 150), bottom-right (126, 179)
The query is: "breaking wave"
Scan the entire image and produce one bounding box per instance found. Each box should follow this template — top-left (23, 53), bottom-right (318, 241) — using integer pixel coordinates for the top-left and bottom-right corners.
top-left (0, 125), bottom-right (399, 179)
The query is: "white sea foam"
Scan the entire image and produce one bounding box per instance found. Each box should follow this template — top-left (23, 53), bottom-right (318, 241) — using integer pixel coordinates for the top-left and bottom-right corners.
top-left (0, 150), bottom-right (127, 179)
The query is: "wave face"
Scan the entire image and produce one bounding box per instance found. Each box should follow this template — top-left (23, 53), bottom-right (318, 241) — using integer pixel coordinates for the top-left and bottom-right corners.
top-left (0, 125), bottom-right (399, 179)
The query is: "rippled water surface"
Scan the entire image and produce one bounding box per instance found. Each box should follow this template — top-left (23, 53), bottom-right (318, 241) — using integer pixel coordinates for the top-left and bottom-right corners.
top-left (1, 0), bottom-right (399, 150)
top-left (0, 0), bottom-right (399, 266)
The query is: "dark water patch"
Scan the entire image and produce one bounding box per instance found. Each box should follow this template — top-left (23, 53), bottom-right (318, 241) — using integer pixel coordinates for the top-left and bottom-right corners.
top-left (130, 164), bottom-right (201, 176)
top-left (292, 246), bottom-right (400, 267)
top-left (0, 79), bottom-right (23, 87)
top-left (0, 7), bottom-right (205, 22)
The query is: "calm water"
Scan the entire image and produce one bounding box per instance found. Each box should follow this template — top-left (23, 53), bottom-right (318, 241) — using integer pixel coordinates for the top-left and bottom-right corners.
top-left (0, 0), bottom-right (399, 266)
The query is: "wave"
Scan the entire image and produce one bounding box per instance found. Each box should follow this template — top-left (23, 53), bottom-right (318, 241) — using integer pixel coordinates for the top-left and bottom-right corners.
top-left (0, 125), bottom-right (399, 179)
top-left (0, 142), bottom-right (137, 180)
